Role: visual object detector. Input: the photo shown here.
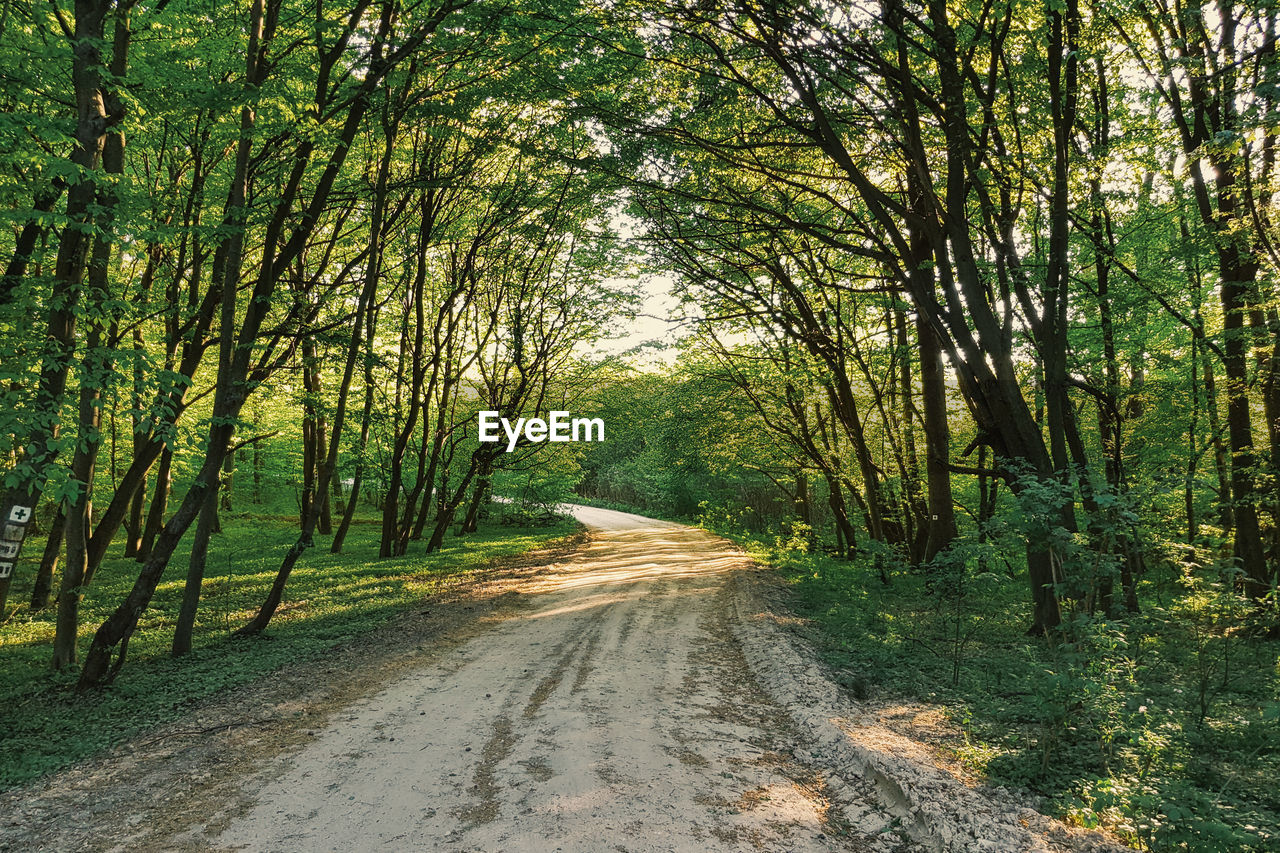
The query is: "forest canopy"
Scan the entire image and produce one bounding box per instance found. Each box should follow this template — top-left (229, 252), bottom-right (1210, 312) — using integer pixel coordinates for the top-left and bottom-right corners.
top-left (1, 0), bottom-right (1278, 846)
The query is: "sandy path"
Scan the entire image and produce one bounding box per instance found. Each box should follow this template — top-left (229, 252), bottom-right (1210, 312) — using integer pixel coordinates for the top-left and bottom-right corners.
top-left (212, 506), bottom-right (890, 853)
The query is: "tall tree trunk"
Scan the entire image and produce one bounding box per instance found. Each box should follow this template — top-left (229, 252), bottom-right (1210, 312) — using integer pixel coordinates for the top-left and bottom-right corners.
top-left (332, 295), bottom-right (378, 554)
top-left (331, 115), bottom-right (394, 553)
top-left (52, 2), bottom-right (133, 668)
top-left (30, 505), bottom-right (65, 611)
top-left (460, 456), bottom-right (494, 534)
top-left (1093, 220), bottom-right (1141, 615)
top-left (0, 0), bottom-right (115, 614)
top-left (315, 413), bottom-right (332, 535)
top-left (138, 446), bottom-right (172, 561)
top-left (1219, 253), bottom-right (1269, 597)
top-left (1202, 328), bottom-right (1233, 534)
top-left (1041, 0), bottom-right (1080, 481)
top-left (300, 337), bottom-right (320, 532)
top-left (381, 296), bottom-right (421, 557)
top-left (172, 486), bottom-right (218, 656)
top-left (382, 198), bottom-right (432, 556)
top-left (123, 327), bottom-right (149, 558)
top-left (912, 280), bottom-right (957, 561)
top-left (306, 338), bottom-right (333, 536)
top-left (1210, 135), bottom-right (1269, 595)
top-left (54, 302), bottom-right (110, 671)
top-left (1086, 57), bottom-right (1141, 613)
top-left (1187, 336), bottom-right (1201, 545)
top-left (1205, 9), bottom-right (1268, 597)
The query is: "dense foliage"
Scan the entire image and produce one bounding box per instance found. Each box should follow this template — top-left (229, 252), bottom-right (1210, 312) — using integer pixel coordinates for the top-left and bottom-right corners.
top-left (2, 0), bottom-right (1278, 846)
top-left (0, 0), bottom-right (633, 682)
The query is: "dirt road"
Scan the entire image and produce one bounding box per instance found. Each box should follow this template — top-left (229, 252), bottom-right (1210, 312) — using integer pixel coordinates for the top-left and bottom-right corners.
top-left (4, 507), bottom-right (1120, 853)
top-left (214, 506), bottom-right (894, 852)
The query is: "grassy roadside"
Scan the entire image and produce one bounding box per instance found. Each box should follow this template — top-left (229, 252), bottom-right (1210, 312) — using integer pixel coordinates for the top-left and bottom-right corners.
top-left (0, 511), bottom-right (577, 790)
top-left (730, 537), bottom-right (1279, 852)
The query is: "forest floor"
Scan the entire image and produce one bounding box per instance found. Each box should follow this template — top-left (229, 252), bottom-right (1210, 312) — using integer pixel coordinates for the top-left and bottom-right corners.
top-left (2, 507), bottom-right (1124, 853)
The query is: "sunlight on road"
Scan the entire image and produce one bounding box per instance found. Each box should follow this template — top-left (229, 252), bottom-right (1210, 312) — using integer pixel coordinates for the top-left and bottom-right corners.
top-left (216, 505), bottom-right (867, 853)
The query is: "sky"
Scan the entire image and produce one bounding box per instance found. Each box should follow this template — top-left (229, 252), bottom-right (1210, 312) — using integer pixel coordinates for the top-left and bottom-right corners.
top-left (592, 272), bottom-right (684, 367)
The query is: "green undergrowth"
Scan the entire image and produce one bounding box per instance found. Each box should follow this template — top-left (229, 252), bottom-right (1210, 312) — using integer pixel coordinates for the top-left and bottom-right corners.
top-left (731, 536), bottom-right (1280, 852)
top-left (0, 509), bottom-right (577, 790)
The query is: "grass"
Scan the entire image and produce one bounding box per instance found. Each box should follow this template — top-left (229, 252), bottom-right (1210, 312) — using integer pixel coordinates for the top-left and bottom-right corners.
top-left (0, 507), bottom-right (577, 790)
top-left (731, 536), bottom-right (1280, 852)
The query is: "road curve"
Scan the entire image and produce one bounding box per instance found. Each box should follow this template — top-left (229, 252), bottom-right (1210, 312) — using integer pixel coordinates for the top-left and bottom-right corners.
top-left (214, 505), bottom-right (888, 853)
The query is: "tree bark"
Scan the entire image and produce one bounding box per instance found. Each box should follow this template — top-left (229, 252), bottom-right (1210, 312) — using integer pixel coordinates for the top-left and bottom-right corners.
top-left (172, 485), bottom-right (218, 657)
top-left (332, 291), bottom-right (378, 553)
top-left (30, 505), bottom-right (65, 611)
top-left (53, 1), bottom-right (134, 668)
top-left (0, 0), bottom-right (115, 614)
top-left (123, 323), bottom-right (150, 558)
top-left (459, 456), bottom-right (494, 534)
top-left (138, 446), bottom-right (172, 562)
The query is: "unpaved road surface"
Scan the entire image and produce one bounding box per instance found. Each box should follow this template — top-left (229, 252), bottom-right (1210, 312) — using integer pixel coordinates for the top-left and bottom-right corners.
top-left (213, 506), bottom-right (892, 852)
top-left (4, 506), bottom-right (1121, 853)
